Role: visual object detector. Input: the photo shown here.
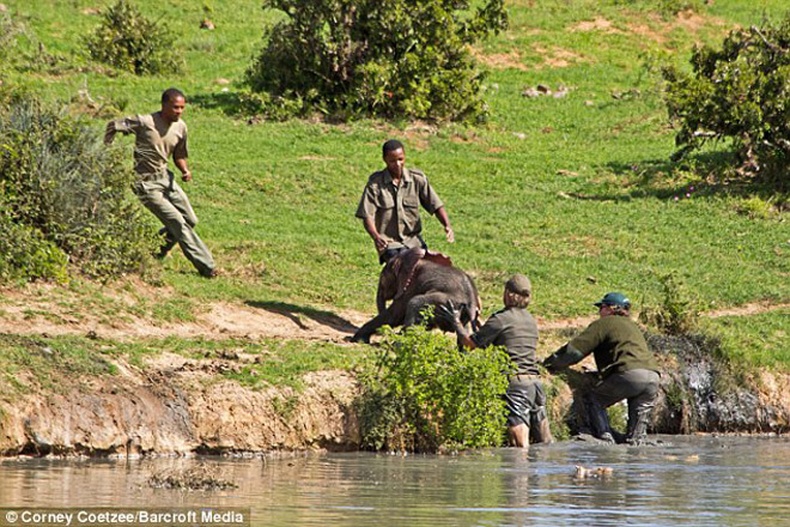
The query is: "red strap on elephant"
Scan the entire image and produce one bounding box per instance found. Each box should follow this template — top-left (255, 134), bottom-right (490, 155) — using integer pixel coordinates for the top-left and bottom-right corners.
top-left (423, 249), bottom-right (453, 268)
top-left (396, 248), bottom-right (454, 296)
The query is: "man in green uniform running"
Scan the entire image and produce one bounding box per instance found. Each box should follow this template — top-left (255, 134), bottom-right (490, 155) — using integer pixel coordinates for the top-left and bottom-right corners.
top-left (543, 292), bottom-right (660, 445)
top-left (356, 139), bottom-right (454, 264)
top-left (105, 88), bottom-right (218, 278)
top-left (438, 274), bottom-right (553, 448)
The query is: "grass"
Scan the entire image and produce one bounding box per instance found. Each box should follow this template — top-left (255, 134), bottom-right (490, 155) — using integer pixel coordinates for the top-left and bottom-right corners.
top-left (106, 336), bottom-right (367, 389)
top-left (0, 335), bottom-right (117, 395)
top-left (701, 309), bottom-right (790, 370)
top-left (0, 333), bottom-right (366, 396)
top-left (0, 0), bottom-right (788, 375)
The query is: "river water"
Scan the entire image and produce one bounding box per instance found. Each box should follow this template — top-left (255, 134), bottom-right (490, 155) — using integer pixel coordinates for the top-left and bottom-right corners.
top-left (1, 435), bottom-right (788, 527)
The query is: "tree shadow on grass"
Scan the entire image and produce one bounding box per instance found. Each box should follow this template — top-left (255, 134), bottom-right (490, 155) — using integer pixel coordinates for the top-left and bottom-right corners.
top-left (189, 91), bottom-right (252, 118)
top-left (245, 300), bottom-right (358, 334)
top-left (573, 150), bottom-right (786, 203)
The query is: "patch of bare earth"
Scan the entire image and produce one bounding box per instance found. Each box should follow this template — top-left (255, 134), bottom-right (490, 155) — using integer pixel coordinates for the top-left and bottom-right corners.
top-left (531, 45), bottom-right (586, 69)
top-left (2, 279), bottom-right (785, 346)
top-left (570, 10), bottom-right (731, 47)
top-left (706, 302), bottom-right (790, 318)
top-left (0, 281), bottom-right (368, 343)
top-left (571, 17), bottom-right (623, 34)
top-left (471, 48), bottom-right (528, 70)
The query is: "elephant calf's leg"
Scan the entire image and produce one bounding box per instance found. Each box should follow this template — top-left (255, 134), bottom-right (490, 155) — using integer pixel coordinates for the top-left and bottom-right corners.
top-left (403, 292), bottom-right (451, 327)
top-left (352, 300), bottom-right (409, 342)
top-left (351, 313), bottom-right (388, 343)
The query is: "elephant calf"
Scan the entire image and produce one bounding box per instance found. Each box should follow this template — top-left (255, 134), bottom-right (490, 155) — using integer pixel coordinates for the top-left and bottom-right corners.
top-left (351, 248), bottom-right (481, 343)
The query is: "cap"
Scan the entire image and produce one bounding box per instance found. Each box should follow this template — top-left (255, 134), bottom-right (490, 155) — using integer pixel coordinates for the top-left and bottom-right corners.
top-left (594, 292), bottom-right (631, 309)
top-left (505, 274), bottom-right (532, 296)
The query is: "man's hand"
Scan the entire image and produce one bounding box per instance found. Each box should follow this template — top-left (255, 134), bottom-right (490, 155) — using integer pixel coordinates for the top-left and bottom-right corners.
top-left (543, 344), bottom-right (585, 373)
top-left (445, 225), bottom-right (455, 243)
top-left (435, 301), bottom-right (463, 332)
top-left (373, 236), bottom-right (388, 253)
top-left (181, 171), bottom-right (192, 182)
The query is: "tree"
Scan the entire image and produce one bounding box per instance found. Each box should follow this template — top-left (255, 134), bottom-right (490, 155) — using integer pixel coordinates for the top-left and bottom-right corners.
top-left (662, 13), bottom-right (790, 188)
top-left (85, 0), bottom-right (181, 75)
top-left (246, 0), bottom-right (507, 122)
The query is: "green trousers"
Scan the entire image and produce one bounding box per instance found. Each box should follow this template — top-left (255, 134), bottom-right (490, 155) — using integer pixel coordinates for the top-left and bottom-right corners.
top-left (134, 172), bottom-right (215, 276)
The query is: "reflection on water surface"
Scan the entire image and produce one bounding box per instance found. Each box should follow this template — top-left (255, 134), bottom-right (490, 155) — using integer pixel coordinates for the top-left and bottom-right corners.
top-left (1, 435), bottom-right (788, 527)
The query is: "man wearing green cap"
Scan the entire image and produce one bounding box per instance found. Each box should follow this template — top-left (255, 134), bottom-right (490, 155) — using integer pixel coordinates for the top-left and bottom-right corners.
top-left (438, 274), bottom-right (553, 448)
top-left (543, 292), bottom-right (660, 445)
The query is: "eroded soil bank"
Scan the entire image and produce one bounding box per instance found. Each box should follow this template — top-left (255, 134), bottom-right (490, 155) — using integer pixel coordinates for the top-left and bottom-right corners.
top-left (0, 353), bottom-right (361, 457)
top-left (1, 341), bottom-right (787, 458)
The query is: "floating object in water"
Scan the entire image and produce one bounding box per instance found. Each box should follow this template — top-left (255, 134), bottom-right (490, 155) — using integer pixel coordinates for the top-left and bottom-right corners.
top-left (574, 465), bottom-right (614, 479)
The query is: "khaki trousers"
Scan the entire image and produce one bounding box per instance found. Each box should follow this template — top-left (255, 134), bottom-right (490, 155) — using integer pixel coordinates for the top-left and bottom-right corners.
top-left (134, 172), bottom-right (215, 276)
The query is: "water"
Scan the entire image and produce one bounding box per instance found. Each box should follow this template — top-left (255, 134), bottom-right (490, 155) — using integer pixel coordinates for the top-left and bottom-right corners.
top-left (1, 435), bottom-right (789, 527)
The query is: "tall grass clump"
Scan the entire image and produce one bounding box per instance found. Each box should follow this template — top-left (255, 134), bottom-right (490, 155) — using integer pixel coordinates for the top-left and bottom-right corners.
top-left (246, 0), bottom-right (507, 122)
top-left (0, 11), bottom-right (22, 59)
top-left (85, 0), bottom-right (181, 75)
top-left (357, 325), bottom-right (512, 453)
top-left (639, 273), bottom-right (700, 336)
top-left (0, 96), bottom-right (158, 281)
top-left (662, 12), bottom-right (790, 190)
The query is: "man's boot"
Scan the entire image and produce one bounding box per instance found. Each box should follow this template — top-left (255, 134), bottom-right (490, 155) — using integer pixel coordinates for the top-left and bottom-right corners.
top-left (155, 227), bottom-right (177, 259)
top-left (587, 397), bottom-right (615, 444)
top-left (625, 403), bottom-right (652, 445)
top-left (530, 408), bottom-right (554, 444)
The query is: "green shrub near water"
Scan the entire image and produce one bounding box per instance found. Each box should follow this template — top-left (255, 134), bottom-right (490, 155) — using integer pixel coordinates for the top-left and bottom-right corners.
top-left (0, 215), bottom-right (68, 282)
top-left (246, 0), bottom-right (507, 122)
top-left (358, 325), bottom-right (513, 453)
top-left (0, 96), bottom-right (159, 281)
top-left (639, 272), bottom-right (700, 336)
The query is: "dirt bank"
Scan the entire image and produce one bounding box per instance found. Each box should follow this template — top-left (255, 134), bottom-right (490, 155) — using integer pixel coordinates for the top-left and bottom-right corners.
top-left (1, 353), bottom-right (360, 457)
top-left (3, 344), bottom-right (786, 458)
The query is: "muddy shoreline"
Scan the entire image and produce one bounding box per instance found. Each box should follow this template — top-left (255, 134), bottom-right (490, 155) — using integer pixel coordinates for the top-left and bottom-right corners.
top-left (1, 347), bottom-right (787, 458)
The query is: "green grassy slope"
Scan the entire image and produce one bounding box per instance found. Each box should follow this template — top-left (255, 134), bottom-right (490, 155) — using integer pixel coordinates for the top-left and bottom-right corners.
top-left (1, 0), bottom-right (787, 369)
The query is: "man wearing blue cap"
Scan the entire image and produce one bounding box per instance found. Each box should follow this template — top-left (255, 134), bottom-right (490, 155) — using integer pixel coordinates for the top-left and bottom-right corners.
top-left (543, 292), bottom-right (660, 445)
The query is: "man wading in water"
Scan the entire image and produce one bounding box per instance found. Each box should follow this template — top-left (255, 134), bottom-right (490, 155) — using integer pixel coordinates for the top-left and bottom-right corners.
top-left (438, 274), bottom-right (553, 448)
top-left (543, 292), bottom-right (660, 445)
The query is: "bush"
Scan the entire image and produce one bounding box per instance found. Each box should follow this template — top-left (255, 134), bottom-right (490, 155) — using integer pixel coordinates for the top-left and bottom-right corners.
top-left (85, 0), bottom-right (181, 75)
top-left (662, 13), bottom-right (790, 188)
top-left (0, 214), bottom-right (68, 282)
top-left (0, 96), bottom-right (159, 281)
top-left (246, 0), bottom-right (507, 122)
top-left (639, 273), bottom-right (700, 335)
top-left (357, 325), bottom-right (512, 453)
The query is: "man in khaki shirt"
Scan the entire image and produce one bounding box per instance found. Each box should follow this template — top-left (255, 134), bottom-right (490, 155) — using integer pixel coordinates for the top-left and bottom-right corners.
top-left (356, 140), bottom-right (454, 263)
top-left (105, 88), bottom-right (218, 278)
